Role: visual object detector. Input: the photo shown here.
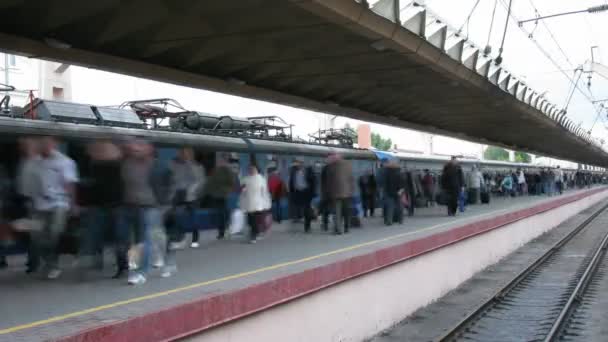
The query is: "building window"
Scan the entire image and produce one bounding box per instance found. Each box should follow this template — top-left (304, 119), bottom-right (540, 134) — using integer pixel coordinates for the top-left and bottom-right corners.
top-left (8, 54), bottom-right (15, 67)
top-left (52, 87), bottom-right (64, 100)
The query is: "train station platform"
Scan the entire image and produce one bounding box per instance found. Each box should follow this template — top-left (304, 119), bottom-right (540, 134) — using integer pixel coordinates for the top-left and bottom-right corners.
top-left (1, 187), bottom-right (607, 342)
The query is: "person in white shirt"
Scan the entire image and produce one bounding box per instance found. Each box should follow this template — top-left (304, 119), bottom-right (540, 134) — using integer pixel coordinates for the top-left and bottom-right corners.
top-left (31, 136), bottom-right (78, 280)
top-left (240, 164), bottom-right (271, 244)
top-left (467, 166), bottom-right (484, 204)
top-left (517, 169), bottom-right (527, 195)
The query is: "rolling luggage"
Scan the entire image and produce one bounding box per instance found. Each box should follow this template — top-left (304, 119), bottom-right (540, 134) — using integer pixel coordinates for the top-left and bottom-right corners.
top-left (480, 191), bottom-right (490, 204)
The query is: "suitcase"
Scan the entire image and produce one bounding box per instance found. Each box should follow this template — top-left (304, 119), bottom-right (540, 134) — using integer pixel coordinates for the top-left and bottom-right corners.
top-left (480, 191), bottom-right (490, 204)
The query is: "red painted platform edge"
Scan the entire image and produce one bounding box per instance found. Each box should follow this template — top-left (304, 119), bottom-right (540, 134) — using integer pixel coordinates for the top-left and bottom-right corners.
top-left (58, 188), bottom-right (607, 342)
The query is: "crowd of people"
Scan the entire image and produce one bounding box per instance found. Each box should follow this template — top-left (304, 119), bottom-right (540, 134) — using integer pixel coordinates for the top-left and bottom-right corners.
top-left (0, 138), bottom-right (604, 286)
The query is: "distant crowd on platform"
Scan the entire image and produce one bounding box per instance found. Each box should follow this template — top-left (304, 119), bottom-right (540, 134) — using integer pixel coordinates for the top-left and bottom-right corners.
top-left (0, 136), bottom-right (604, 286)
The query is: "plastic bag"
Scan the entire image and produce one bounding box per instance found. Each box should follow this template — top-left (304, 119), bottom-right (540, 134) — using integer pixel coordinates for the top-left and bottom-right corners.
top-left (229, 209), bottom-right (245, 235)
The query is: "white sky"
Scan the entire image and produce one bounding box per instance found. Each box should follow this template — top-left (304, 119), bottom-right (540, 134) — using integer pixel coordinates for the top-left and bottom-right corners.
top-left (70, 0), bottom-right (608, 164)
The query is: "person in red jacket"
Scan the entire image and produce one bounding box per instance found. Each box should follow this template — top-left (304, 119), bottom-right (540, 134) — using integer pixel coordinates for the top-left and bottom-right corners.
top-left (267, 167), bottom-right (285, 223)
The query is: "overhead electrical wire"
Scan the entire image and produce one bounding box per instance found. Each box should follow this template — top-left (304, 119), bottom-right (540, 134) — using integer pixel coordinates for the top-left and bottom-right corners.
top-left (563, 69), bottom-right (583, 111)
top-left (498, 0), bottom-right (600, 111)
top-left (456, 0), bottom-right (482, 38)
top-left (495, 0), bottom-right (513, 65)
top-left (485, 0), bottom-right (499, 54)
top-left (497, 0), bottom-right (607, 143)
top-left (527, 0), bottom-right (575, 68)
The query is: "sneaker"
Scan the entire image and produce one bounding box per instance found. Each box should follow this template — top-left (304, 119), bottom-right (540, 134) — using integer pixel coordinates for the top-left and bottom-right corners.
top-left (190, 242), bottom-right (200, 248)
top-left (168, 242), bottom-right (183, 251)
top-left (161, 265), bottom-right (177, 278)
top-left (152, 259), bottom-right (165, 269)
top-left (128, 273), bottom-right (146, 285)
top-left (129, 261), bottom-right (137, 270)
top-left (47, 269), bottom-right (62, 280)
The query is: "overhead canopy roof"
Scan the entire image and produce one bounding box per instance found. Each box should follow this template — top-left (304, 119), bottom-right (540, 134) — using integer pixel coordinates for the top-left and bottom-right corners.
top-left (0, 0), bottom-right (606, 166)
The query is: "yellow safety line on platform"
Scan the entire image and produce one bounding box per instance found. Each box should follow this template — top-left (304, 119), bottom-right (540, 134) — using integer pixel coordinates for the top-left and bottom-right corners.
top-left (0, 208), bottom-right (508, 335)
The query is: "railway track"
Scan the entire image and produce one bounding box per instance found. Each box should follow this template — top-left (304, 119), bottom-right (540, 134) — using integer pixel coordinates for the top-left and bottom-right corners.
top-left (437, 202), bottom-right (608, 342)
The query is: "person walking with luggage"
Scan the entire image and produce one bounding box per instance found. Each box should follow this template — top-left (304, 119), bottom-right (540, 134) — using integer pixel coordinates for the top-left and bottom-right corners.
top-left (441, 157), bottom-right (465, 217)
top-left (382, 160), bottom-right (404, 225)
top-left (240, 164), bottom-right (271, 244)
top-left (30, 136), bottom-right (79, 280)
top-left (325, 153), bottom-right (354, 235)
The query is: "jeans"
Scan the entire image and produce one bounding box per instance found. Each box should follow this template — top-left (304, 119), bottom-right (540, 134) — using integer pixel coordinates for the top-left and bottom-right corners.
top-left (31, 208), bottom-right (69, 270)
top-left (174, 202), bottom-right (197, 242)
top-left (458, 190), bottom-right (466, 213)
top-left (272, 199), bottom-right (282, 223)
top-left (209, 197), bottom-right (228, 238)
top-left (80, 206), bottom-right (121, 270)
top-left (383, 195), bottom-right (402, 225)
top-left (543, 181), bottom-right (553, 196)
top-left (116, 206), bottom-right (159, 276)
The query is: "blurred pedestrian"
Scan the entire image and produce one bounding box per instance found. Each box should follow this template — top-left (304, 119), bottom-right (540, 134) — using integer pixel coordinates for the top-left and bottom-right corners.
top-left (168, 147), bottom-right (205, 248)
top-left (119, 138), bottom-right (159, 285)
top-left (205, 158), bottom-right (236, 240)
top-left (382, 160), bottom-right (403, 225)
top-left (288, 160), bottom-right (316, 232)
top-left (441, 157), bottom-right (464, 217)
top-left (80, 140), bottom-right (124, 277)
top-left (267, 167), bottom-right (286, 223)
top-left (325, 154), bottom-right (354, 235)
top-left (240, 164), bottom-right (271, 243)
top-left (30, 136), bottom-right (79, 280)
top-left (359, 169), bottom-right (377, 217)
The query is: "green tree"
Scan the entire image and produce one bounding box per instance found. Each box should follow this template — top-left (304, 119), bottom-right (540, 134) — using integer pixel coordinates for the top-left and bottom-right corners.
top-left (371, 132), bottom-right (392, 151)
top-left (514, 151), bottom-right (531, 163)
top-left (483, 146), bottom-right (509, 161)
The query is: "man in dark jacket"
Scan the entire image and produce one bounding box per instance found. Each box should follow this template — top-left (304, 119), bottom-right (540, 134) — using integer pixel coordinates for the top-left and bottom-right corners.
top-left (382, 160), bottom-right (404, 225)
top-left (289, 160), bottom-right (317, 232)
top-left (441, 157), bottom-right (465, 216)
top-left (205, 159), bottom-right (236, 239)
top-left (358, 170), bottom-right (377, 217)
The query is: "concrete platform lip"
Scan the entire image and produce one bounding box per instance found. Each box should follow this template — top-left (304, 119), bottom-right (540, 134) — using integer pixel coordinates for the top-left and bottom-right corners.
top-left (1, 188), bottom-right (605, 342)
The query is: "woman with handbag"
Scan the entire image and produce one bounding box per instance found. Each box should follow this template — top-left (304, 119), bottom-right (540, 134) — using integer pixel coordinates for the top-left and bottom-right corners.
top-left (239, 164), bottom-right (271, 244)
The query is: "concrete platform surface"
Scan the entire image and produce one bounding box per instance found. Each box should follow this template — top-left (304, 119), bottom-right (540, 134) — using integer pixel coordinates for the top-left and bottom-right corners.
top-left (0, 188), bottom-right (604, 342)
